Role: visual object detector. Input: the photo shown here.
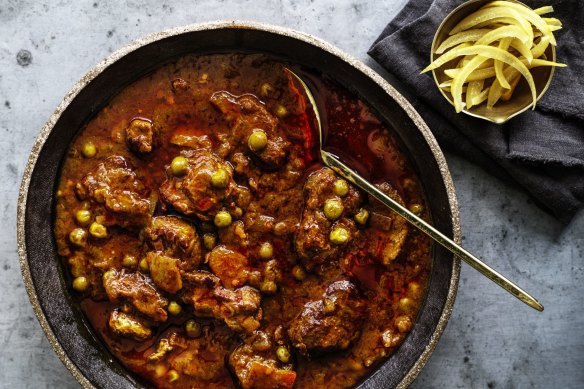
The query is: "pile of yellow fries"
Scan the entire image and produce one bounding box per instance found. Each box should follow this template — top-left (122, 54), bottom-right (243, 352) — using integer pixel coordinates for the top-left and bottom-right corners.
top-left (422, 1), bottom-right (566, 112)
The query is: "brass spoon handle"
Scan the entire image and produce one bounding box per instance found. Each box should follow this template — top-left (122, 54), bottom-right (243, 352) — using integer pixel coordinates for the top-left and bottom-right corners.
top-left (285, 66), bottom-right (543, 311)
top-left (322, 150), bottom-right (544, 312)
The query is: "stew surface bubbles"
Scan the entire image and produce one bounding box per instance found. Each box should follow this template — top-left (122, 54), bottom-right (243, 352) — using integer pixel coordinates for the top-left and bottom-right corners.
top-left (54, 53), bottom-right (432, 389)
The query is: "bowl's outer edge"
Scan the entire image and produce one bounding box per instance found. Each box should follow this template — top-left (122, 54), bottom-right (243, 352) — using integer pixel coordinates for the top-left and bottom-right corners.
top-left (17, 20), bottom-right (461, 389)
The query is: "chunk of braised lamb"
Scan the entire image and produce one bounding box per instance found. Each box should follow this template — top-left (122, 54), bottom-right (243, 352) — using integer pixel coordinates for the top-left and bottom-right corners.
top-left (67, 251), bottom-right (104, 297)
top-left (146, 252), bottom-right (183, 294)
top-left (181, 275), bottom-right (262, 333)
top-left (295, 168), bottom-right (362, 271)
top-left (169, 133), bottom-right (212, 149)
top-left (367, 182), bottom-right (409, 265)
top-left (288, 280), bottom-right (366, 356)
top-left (170, 328), bottom-right (231, 382)
top-left (143, 216), bottom-right (202, 270)
top-left (258, 260), bottom-right (282, 295)
top-left (296, 215), bottom-right (358, 272)
top-left (159, 149), bottom-right (236, 220)
top-left (108, 310), bottom-right (152, 341)
top-left (103, 269), bottom-right (168, 322)
top-left (76, 156), bottom-right (154, 228)
top-left (207, 245), bottom-right (251, 289)
top-left (126, 118), bottom-right (155, 154)
top-left (244, 188), bottom-right (303, 234)
top-left (147, 332), bottom-right (187, 362)
top-left (213, 286), bottom-right (262, 333)
top-left (182, 269), bottom-right (220, 288)
top-left (303, 167), bottom-right (362, 211)
top-left (171, 77), bottom-right (190, 92)
top-left (178, 271), bottom-right (222, 318)
top-left (229, 341), bottom-right (296, 389)
top-left (210, 91), bottom-right (290, 168)
top-left (217, 220), bottom-right (250, 248)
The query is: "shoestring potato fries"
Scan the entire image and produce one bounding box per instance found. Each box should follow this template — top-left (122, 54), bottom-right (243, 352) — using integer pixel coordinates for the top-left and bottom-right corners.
top-left (423, 1), bottom-right (566, 113)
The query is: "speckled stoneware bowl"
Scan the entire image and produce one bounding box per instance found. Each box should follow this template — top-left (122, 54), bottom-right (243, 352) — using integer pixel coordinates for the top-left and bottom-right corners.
top-left (17, 21), bottom-right (461, 389)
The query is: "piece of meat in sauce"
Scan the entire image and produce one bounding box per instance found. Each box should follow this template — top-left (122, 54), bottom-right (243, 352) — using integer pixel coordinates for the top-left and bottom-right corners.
top-left (210, 91), bottom-right (290, 168)
top-left (367, 182), bottom-right (409, 265)
top-left (165, 329), bottom-right (232, 383)
top-left (159, 149), bottom-right (237, 221)
top-left (217, 220), bottom-right (250, 249)
top-left (229, 330), bottom-right (296, 389)
top-left (75, 156), bottom-right (154, 228)
top-left (126, 118), bottom-right (156, 154)
top-left (295, 167), bottom-right (362, 271)
top-left (288, 280), bottom-right (366, 356)
top-left (145, 252), bottom-right (183, 294)
top-left (207, 245), bottom-right (254, 289)
top-left (182, 270), bottom-right (262, 333)
top-left (108, 310), bottom-right (153, 341)
top-left (143, 216), bottom-right (203, 271)
top-left (146, 331), bottom-right (184, 363)
top-left (207, 245), bottom-right (282, 296)
top-left (103, 268), bottom-right (168, 322)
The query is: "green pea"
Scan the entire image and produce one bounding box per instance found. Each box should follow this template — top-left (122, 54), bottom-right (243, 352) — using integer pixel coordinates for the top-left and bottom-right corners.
top-left (409, 204), bottom-right (423, 215)
top-left (398, 297), bottom-right (414, 312)
top-left (185, 319), bottom-right (202, 338)
top-left (171, 156), bottom-right (188, 176)
top-left (89, 222), bottom-right (108, 239)
top-left (330, 226), bottom-right (350, 245)
top-left (232, 207), bottom-right (243, 218)
top-left (81, 142), bottom-right (97, 158)
top-left (139, 258), bottom-right (149, 272)
top-left (203, 233), bottom-right (217, 250)
top-left (69, 228), bottom-right (87, 246)
top-left (248, 129), bottom-right (268, 152)
top-left (274, 221), bottom-right (287, 236)
top-left (211, 168), bottom-right (229, 189)
top-left (75, 209), bottom-right (92, 226)
top-left (167, 370), bottom-right (179, 383)
top-left (72, 276), bottom-right (89, 292)
top-left (292, 265), bottom-right (306, 281)
top-left (275, 105), bottom-right (288, 118)
top-left (260, 82), bottom-right (274, 97)
top-left (259, 242), bottom-right (273, 259)
top-left (408, 281), bottom-right (421, 297)
top-left (354, 208), bottom-right (369, 225)
top-left (122, 254), bottom-right (138, 268)
top-left (276, 346), bottom-right (291, 363)
top-left (333, 179), bottom-right (349, 197)
top-left (214, 211), bottom-right (232, 228)
top-left (168, 301), bottom-right (182, 316)
top-left (260, 281), bottom-right (277, 295)
top-left (324, 199), bottom-right (344, 221)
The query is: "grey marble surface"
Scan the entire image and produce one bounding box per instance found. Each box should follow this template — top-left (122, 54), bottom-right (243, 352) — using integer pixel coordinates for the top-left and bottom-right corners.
top-left (1, 0), bottom-right (583, 388)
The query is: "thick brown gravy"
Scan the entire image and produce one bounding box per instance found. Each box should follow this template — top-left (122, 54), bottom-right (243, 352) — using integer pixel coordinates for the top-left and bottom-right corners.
top-left (54, 53), bottom-right (431, 389)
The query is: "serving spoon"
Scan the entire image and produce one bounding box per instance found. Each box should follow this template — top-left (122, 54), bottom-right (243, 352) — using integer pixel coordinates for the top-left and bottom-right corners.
top-left (285, 68), bottom-right (544, 312)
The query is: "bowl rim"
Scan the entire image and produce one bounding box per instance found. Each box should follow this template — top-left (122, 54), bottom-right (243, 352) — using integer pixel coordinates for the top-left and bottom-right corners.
top-left (17, 20), bottom-right (461, 389)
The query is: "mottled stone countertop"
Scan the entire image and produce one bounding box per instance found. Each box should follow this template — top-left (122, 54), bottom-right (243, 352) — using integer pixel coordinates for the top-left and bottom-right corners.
top-left (1, 0), bottom-right (582, 388)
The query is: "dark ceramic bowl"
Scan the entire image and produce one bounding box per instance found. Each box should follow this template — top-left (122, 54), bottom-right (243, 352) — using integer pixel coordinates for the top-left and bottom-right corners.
top-left (17, 22), bottom-right (460, 389)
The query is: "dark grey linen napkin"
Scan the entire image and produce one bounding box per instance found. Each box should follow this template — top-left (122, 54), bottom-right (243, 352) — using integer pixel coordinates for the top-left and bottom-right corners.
top-left (369, 0), bottom-right (584, 224)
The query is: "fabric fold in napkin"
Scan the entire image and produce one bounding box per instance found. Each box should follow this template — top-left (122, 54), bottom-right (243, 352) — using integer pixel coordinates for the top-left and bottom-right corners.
top-left (369, 0), bottom-right (584, 224)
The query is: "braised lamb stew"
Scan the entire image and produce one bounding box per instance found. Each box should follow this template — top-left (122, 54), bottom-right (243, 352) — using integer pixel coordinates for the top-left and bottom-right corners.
top-left (54, 53), bottom-right (432, 388)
